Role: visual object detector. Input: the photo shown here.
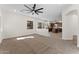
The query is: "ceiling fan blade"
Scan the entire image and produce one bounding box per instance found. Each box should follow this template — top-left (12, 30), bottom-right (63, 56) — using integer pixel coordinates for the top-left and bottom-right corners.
top-left (33, 4), bottom-right (36, 10)
top-left (35, 12), bottom-right (39, 15)
top-left (37, 11), bottom-right (43, 13)
top-left (32, 12), bottom-right (34, 15)
top-left (24, 4), bottom-right (32, 10)
top-left (36, 8), bottom-right (43, 11)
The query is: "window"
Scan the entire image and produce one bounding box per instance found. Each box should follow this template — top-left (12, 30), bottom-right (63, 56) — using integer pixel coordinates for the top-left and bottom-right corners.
top-left (38, 22), bottom-right (42, 29)
top-left (27, 21), bottom-right (33, 29)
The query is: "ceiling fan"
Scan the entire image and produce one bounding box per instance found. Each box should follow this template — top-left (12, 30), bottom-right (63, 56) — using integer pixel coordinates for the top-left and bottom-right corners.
top-left (21, 4), bottom-right (44, 15)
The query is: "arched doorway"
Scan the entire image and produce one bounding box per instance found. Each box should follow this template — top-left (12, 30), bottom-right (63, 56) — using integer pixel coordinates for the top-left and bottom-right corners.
top-left (62, 10), bottom-right (78, 46)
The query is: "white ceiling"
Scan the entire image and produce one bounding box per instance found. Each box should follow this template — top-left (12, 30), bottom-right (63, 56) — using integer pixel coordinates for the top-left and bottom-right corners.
top-left (0, 4), bottom-right (70, 21)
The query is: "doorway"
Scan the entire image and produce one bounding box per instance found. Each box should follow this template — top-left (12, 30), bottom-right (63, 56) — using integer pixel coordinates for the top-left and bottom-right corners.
top-left (62, 10), bottom-right (78, 46)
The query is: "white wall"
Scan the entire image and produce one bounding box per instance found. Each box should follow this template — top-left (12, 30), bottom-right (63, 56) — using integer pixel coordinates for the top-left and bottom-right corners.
top-left (0, 8), bottom-right (3, 43)
top-left (72, 15), bottom-right (78, 35)
top-left (1, 9), bottom-right (35, 39)
top-left (1, 9), bottom-right (49, 39)
top-left (62, 5), bottom-right (79, 40)
top-left (62, 5), bottom-right (79, 47)
top-left (62, 15), bottom-right (73, 40)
